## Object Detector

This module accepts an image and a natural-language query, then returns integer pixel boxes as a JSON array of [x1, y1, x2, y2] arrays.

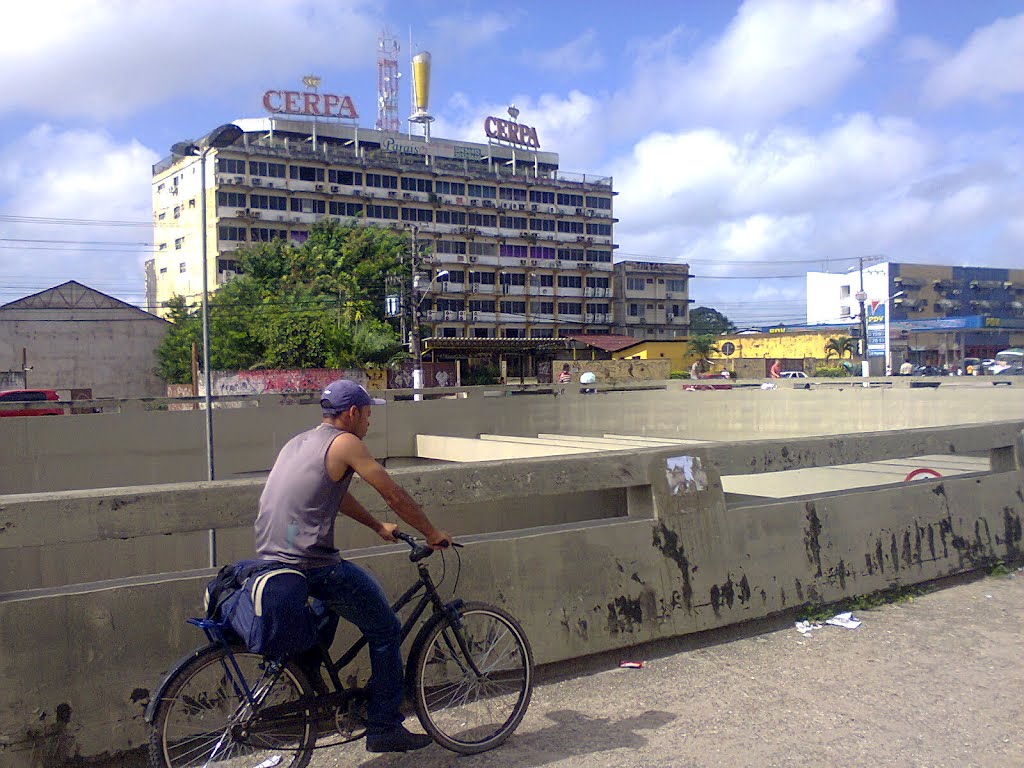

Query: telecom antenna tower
[[376, 27, 400, 133]]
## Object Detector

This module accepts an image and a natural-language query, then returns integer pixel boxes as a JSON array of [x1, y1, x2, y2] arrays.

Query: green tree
[[824, 336, 857, 360], [687, 334, 721, 374], [153, 221, 409, 382], [689, 306, 735, 334]]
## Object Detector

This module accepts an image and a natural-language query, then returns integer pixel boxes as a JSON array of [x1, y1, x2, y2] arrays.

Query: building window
[[401, 207, 433, 223], [558, 302, 582, 315], [251, 194, 287, 210], [366, 204, 398, 220], [159, 267, 167, 274], [557, 275, 582, 288], [436, 210, 466, 225], [436, 240, 466, 254], [500, 272, 526, 287], [500, 301, 526, 314], [587, 303, 609, 314], [174, 237, 184, 250], [499, 243, 528, 259], [468, 272, 496, 286], [499, 216, 528, 230], [537, 274, 554, 287], [626, 277, 645, 291], [467, 183, 496, 199], [629, 303, 640, 316], [586, 222, 612, 236], [840, 285, 851, 298], [557, 220, 585, 234], [529, 246, 556, 260], [289, 165, 325, 182], [328, 169, 362, 185], [401, 177, 433, 193], [469, 299, 495, 311], [217, 158, 246, 174], [537, 301, 554, 315], [468, 213, 497, 227], [173, 206, 181, 219], [217, 195, 246, 210], [499, 187, 527, 201], [250, 228, 288, 242], [218, 226, 246, 241], [435, 181, 465, 195], [291, 197, 326, 214], [469, 241, 496, 256], [557, 248, 584, 261], [666, 278, 687, 292], [179, 262, 186, 272], [585, 196, 612, 209], [556, 193, 583, 207], [473, 327, 490, 338], [532, 328, 554, 338], [158, 243, 167, 250], [590, 250, 612, 263], [586, 276, 609, 288], [158, 212, 166, 221], [529, 218, 555, 232], [366, 173, 398, 189], [529, 190, 555, 204]]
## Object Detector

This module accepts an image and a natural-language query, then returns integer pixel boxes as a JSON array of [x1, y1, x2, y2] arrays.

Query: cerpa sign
[[484, 116, 540, 149], [263, 90, 358, 120]]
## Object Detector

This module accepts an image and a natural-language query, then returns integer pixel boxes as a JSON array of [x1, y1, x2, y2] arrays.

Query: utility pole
[[409, 226, 424, 399], [855, 256, 869, 379]]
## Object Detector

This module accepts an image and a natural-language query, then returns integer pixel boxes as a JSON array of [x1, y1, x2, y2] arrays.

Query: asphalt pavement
[[307, 568, 1022, 768]]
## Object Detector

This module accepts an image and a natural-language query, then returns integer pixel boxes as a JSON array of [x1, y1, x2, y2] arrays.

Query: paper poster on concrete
[[666, 455, 706, 495]]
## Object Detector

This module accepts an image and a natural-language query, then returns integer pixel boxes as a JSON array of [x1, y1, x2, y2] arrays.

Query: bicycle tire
[[149, 644, 316, 768], [409, 601, 533, 754]]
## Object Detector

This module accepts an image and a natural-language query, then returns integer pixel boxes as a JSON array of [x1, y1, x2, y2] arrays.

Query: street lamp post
[[855, 256, 869, 379], [407, 224, 448, 401], [170, 123, 243, 567]]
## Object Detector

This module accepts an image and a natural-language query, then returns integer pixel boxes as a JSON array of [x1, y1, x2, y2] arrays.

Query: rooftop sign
[[484, 116, 540, 149], [263, 90, 358, 120]]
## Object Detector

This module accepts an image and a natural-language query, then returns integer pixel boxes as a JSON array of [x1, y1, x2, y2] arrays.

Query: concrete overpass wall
[[1, 381, 1022, 495], [1, 421, 1022, 766]]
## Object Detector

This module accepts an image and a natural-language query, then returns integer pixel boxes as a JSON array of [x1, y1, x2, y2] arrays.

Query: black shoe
[[365, 725, 433, 753]]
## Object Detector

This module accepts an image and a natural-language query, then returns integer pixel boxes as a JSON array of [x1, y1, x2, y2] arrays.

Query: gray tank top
[[255, 424, 355, 568]]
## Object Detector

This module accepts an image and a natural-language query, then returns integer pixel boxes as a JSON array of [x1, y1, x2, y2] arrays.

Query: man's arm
[[339, 493, 397, 541], [329, 433, 451, 547]]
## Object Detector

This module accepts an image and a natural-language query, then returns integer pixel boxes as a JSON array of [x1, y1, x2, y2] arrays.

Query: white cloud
[[0, 125, 159, 303], [529, 30, 605, 75], [429, 11, 516, 53], [923, 13, 1024, 106], [0, 0, 379, 119], [616, 0, 896, 129]]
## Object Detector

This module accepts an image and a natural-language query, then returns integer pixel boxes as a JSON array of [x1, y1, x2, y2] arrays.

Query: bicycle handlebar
[[393, 530, 461, 562]]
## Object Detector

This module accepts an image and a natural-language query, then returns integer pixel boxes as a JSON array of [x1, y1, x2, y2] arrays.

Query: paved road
[[308, 569, 1022, 768]]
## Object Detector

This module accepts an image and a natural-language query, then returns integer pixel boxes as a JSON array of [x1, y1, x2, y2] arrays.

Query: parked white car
[[780, 371, 808, 379]]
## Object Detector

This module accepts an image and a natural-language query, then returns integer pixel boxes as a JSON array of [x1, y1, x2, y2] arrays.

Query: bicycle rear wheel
[[149, 645, 315, 768], [410, 601, 533, 754]]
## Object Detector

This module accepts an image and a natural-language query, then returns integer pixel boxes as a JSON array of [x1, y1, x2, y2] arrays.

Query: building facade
[[1, 281, 170, 398], [148, 116, 617, 339], [611, 260, 691, 339], [807, 262, 1024, 372]]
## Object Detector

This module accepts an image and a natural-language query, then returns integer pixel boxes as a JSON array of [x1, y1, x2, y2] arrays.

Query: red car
[[0, 389, 63, 417]]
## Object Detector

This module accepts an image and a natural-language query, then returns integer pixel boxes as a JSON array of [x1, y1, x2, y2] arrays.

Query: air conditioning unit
[[456, 254, 466, 262], [224, 269, 237, 278], [483, 199, 494, 207], [666, 292, 673, 299], [575, 207, 582, 215], [517, 203, 526, 210], [169, 186, 178, 195], [457, 310, 467, 321], [585, 314, 595, 323], [235, 209, 246, 216], [276, 214, 286, 221], [235, 176, 244, 183], [500, 202, 510, 209], [266, 182, 275, 188], [576, 236, 585, 242], [520, 231, 530, 238], [469, 256, 478, 263], [330, 185, 339, 192], [471, 283, 481, 292], [443, 310, 453, 321], [530, 259, 538, 266], [455, 196, 465, 204], [587, 209, 594, 216], [388, 190, 398, 197], [585, 287, 595, 297], [292, 216, 301, 222], [471, 199, 480, 206], [252, 178, 262, 186], [549, 207, 556, 213], [251, 211, 262, 219], [353, 190, 362, 196], [471, 311, 480, 321], [403, 192, 412, 199], [519, 259, 527, 265], [530, 204, 538, 211]]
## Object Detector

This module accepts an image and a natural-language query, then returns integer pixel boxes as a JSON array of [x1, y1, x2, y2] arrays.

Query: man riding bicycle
[[254, 379, 453, 753]]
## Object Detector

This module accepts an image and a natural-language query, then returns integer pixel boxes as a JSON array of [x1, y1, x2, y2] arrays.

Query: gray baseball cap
[[320, 379, 385, 415]]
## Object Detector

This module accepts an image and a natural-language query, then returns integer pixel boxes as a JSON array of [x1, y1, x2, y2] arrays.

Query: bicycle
[[146, 532, 534, 767]]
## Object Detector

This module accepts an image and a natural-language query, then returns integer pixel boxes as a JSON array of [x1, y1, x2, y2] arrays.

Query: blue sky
[[1, 0, 1023, 326]]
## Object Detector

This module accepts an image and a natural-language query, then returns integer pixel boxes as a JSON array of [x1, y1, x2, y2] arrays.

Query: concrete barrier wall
[[1, 422, 1022, 766], [2, 382, 1023, 494]]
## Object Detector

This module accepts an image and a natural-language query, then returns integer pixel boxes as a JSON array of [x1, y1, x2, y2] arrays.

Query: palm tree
[[824, 336, 857, 360], [687, 334, 720, 374]]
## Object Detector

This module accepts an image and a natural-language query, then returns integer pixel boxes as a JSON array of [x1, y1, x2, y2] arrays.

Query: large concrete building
[[148, 108, 623, 340], [807, 262, 1024, 372], [0, 281, 169, 397], [611, 260, 691, 338]]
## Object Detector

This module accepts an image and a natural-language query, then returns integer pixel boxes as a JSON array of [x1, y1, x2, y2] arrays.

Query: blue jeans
[[305, 561, 403, 734]]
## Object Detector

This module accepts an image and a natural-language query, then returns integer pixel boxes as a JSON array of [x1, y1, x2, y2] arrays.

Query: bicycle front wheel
[[149, 645, 315, 768], [410, 601, 533, 754]]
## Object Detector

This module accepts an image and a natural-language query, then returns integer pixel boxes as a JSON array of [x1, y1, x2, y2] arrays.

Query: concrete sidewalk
[[311, 570, 1022, 768]]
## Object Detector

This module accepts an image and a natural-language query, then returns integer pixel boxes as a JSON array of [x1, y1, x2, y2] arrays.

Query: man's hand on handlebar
[[375, 521, 399, 542], [426, 529, 454, 550]]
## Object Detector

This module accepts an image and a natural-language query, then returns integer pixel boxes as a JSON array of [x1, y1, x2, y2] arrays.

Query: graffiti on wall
[[551, 359, 671, 384], [210, 369, 369, 396], [387, 362, 459, 389]]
